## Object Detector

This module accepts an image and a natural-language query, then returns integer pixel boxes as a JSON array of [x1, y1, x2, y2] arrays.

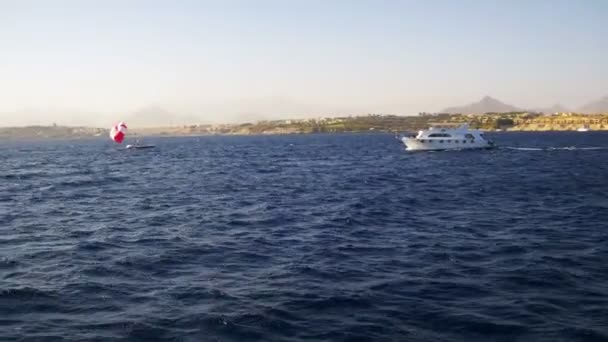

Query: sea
[[1, 132, 607, 342]]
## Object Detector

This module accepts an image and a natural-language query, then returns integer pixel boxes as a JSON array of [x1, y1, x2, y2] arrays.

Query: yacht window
[[428, 133, 452, 138], [463, 140, 467, 143], [455, 140, 459, 143], [439, 140, 444, 143], [420, 139, 425, 143], [465, 134, 474, 139]]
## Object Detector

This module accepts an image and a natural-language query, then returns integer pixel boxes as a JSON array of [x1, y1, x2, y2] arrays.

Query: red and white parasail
[[110, 122, 128, 143]]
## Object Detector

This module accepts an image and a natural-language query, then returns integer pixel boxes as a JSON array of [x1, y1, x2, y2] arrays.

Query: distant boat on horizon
[[577, 126, 590, 132]]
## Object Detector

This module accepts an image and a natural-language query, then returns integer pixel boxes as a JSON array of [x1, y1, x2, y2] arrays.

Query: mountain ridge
[[579, 95, 608, 114], [442, 96, 522, 114]]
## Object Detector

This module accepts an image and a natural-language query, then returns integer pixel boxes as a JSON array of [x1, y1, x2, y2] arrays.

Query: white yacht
[[401, 123, 495, 151], [576, 126, 590, 132]]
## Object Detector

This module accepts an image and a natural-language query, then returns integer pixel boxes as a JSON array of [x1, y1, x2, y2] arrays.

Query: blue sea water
[[1, 132, 608, 342]]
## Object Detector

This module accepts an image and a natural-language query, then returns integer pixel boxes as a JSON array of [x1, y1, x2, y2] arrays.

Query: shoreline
[[2, 112, 607, 139], [1, 128, 606, 141]]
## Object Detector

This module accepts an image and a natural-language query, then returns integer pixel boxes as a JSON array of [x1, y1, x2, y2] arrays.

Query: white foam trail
[[556, 147, 608, 150], [503, 146, 608, 151], [504, 147, 544, 151]]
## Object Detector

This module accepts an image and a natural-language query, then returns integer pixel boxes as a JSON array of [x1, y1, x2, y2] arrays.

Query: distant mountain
[[126, 106, 200, 127], [579, 95, 608, 114], [199, 96, 349, 123], [442, 96, 522, 114], [533, 104, 570, 114]]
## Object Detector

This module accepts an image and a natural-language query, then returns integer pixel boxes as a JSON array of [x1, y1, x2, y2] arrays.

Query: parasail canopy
[[110, 122, 128, 143]]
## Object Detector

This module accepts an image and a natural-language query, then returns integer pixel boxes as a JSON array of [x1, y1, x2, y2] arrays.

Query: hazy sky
[[1, 0, 607, 126]]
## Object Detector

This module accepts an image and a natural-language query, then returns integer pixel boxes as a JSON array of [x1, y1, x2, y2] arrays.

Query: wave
[[3, 134, 608, 342], [0, 287, 56, 300]]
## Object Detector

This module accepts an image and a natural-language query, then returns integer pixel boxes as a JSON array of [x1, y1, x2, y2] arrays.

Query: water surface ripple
[[1, 132, 608, 341]]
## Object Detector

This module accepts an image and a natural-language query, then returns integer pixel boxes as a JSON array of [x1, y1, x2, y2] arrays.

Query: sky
[[1, 0, 607, 126]]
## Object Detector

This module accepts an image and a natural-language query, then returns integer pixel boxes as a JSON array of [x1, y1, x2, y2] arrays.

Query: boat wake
[[503, 146, 608, 151]]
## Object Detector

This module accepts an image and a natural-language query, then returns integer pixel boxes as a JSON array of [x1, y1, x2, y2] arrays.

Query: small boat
[[401, 123, 495, 151], [576, 126, 590, 132], [126, 144, 155, 150], [126, 137, 155, 149], [110, 122, 156, 150]]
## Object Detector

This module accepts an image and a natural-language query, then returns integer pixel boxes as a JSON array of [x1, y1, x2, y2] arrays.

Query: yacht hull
[[402, 138, 494, 151]]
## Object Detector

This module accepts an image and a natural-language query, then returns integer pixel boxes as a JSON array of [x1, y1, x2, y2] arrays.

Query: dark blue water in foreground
[[1, 132, 608, 342]]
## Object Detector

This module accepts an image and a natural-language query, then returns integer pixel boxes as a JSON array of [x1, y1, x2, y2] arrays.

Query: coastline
[[1, 128, 606, 141], [2, 113, 607, 140]]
